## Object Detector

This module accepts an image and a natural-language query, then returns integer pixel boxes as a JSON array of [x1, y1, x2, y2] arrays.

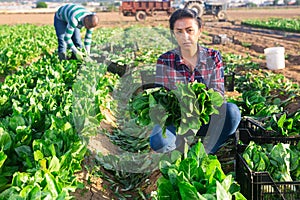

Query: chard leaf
[[157, 177, 178, 199], [286, 118, 293, 130], [202, 193, 216, 200], [233, 192, 247, 200], [167, 168, 178, 186], [178, 181, 203, 200], [0, 187, 21, 200], [170, 150, 182, 164], [8, 115, 25, 131], [19, 185, 34, 198], [177, 171, 190, 183], [48, 156, 60, 172], [0, 151, 7, 169], [45, 172, 59, 197], [206, 184, 217, 195], [33, 150, 44, 161], [149, 103, 168, 126], [27, 186, 42, 200], [216, 181, 231, 200], [229, 182, 241, 195], [0, 175, 8, 188], [14, 145, 33, 168], [149, 94, 157, 108], [12, 172, 30, 188], [0, 127, 12, 151], [221, 174, 233, 191], [289, 148, 299, 171], [192, 181, 207, 194], [207, 89, 223, 107], [179, 158, 198, 181], [277, 113, 286, 128], [34, 170, 44, 184], [187, 140, 207, 164], [159, 160, 172, 177], [200, 113, 210, 125], [200, 156, 225, 182], [197, 93, 206, 103], [71, 141, 87, 160]]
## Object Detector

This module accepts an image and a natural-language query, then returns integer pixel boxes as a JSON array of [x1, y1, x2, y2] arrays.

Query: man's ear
[[82, 16, 87, 26], [197, 27, 203, 39], [199, 26, 204, 32]]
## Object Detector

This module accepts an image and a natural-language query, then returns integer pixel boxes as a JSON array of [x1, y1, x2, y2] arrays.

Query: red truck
[[119, 0, 174, 21]]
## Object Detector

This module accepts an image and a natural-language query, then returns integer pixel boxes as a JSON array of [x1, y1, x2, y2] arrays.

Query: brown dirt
[[1, 8, 299, 199], [1, 8, 298, 83]]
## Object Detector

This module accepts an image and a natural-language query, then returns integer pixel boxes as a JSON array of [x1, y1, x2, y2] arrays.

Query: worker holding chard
[[149, 9, 241, 154]]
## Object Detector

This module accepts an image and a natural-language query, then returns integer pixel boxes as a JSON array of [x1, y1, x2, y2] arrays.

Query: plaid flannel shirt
[[155, 45, 225, 96]]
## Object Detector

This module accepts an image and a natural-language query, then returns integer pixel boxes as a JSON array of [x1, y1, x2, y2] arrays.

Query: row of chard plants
[[241, 17, 300, 33], [0, 24, 118, 199], [0, 20, 299, 199], [0, 24, 56, 74]]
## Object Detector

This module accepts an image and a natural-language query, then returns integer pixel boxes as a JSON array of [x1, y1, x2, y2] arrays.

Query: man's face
[[173, 18, 201, 51]]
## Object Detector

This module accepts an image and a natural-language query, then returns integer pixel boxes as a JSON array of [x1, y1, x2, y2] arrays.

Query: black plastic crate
[[224, 72, 235, 92], [107, 62, 128, 77], [236, 153, 300, 200], [237, 118, 300, 146]]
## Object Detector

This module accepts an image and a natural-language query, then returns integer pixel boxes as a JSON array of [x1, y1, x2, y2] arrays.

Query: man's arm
[[211, 50, 225, 96], [64, 23, 78, 54], [84, 28, 93, 55]]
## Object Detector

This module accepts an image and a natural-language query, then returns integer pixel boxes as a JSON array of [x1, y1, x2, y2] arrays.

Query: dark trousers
[[54, 14, 82, 54], [149, 102, 241, 154]]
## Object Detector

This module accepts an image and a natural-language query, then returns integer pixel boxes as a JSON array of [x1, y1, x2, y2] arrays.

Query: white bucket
[[264, 47, 285, 70]]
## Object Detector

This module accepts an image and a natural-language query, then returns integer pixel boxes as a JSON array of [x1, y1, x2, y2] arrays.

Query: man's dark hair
[[169, 9, 202, 31], [85, 14, 99, 28]]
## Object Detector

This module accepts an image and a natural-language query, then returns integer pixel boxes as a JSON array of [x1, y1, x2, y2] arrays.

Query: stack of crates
[[235, 118, 300, 200]]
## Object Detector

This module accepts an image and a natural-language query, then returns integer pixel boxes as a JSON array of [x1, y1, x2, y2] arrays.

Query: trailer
[[120, 0, 228, 21], [119, 0, 174, 21]]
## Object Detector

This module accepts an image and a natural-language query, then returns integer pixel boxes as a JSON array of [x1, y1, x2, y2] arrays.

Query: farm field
[[0, 7, 300, 200], [0, 8, 299, 84]]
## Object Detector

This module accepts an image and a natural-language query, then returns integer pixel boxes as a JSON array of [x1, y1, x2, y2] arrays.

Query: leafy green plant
[[0, 52, 116, 199], [264, 111, 300, 136], [129, 82, 224, 136], [242, 17, 300, 33], [241, 42, 252, 48], [230, 70, 300, 119], [222, 53, 259, 74], [242, 141, 300, 181], [153, 141, 246, 199], [36, 1, 47, 8], [0, 24, 56, 75]]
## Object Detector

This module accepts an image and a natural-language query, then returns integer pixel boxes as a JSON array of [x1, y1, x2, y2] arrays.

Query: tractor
[[173, 0, 228, 21]]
